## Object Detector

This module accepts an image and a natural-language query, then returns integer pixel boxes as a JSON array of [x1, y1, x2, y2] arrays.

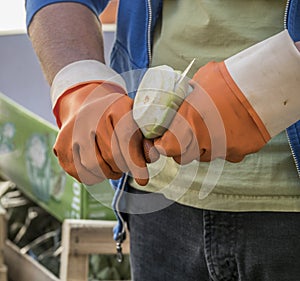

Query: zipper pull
[[116, 241, 123, 263]]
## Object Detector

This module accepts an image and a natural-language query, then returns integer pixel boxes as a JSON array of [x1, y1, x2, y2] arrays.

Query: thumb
[[143, 139, 160, 163], [131, 139, 160, 186]]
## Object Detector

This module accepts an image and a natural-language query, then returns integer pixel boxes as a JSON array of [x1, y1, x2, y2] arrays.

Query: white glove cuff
[[225, 30, 300, 137], [50, 60, 127, 109]]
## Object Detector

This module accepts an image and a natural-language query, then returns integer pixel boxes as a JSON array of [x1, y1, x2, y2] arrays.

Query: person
[[25, 0, 300, 280]]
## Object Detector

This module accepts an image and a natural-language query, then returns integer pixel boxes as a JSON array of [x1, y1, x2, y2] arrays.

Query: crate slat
[[4, 240, 59, 281], [60, 219, 130, 281]]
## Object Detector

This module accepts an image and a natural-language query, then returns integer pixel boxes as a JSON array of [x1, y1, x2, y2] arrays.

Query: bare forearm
[[28, 2, 105, 85]]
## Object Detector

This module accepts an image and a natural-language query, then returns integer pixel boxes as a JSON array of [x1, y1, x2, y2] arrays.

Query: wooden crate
[[4, 240, 59, 281], [4, 219, 130, 281], [0, 205, 7, 281], [0, 267, 7, 281], [60, 219, 130, 281]]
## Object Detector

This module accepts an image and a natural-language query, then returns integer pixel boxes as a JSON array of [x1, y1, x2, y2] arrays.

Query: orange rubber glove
[[152, 31, 300, 164], [154, 61, 271, 164], [53, 81, 151, 186]]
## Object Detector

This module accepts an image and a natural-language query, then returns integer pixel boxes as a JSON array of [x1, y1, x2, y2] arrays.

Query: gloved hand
[[154, 61, 269, 164], [152, 30, 300, 164], [53, 81, 151, 186]]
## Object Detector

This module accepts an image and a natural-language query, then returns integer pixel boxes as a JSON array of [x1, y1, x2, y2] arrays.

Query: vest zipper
[[284, 0, 291, 29], [283, 0, 300, 177], [286, 130, 300, 176], [113, 172, 128, 262], [146, 0, 152, 64]]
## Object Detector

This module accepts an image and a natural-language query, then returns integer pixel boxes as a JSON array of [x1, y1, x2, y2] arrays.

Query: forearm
[[28, 2, 105, 85]]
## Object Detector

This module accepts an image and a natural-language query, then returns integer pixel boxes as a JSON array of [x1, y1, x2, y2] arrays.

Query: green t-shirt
[[129, 0, 300, 212]]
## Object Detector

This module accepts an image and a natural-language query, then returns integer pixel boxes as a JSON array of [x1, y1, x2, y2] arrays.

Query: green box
[[0, 92, 116, 221]]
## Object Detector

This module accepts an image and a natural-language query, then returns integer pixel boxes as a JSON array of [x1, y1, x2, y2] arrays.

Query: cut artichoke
[[133, 65, 192, 139]]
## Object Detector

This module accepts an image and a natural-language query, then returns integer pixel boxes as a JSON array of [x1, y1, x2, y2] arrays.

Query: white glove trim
[[50, 60, 127, 109], [225, 30, 300, 137]]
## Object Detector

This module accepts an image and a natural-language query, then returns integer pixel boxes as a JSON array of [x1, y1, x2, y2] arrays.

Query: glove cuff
[[192, 61, 270, 162], [50, 60, 127, 110], [225, 30, 300, 137], [218, 62, 271, 143]]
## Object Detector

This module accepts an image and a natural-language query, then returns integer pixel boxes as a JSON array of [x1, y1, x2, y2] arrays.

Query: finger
[[143, 139, 160, 163], [95, 119, 129, 175], [172, 135, 200, 165], [154, 131, 179, 156], [114, 115, 150, 186], [158, 111, 193, 157], [77, 132, 120, 178], [127, 130, 150, 186], [134, 176, 149, 186], [94, 142, 124, 179], [79, 92, 128, 175], [103, 97, 150, 186], [68, 107, 124, 180], [225, 151, 245, 163], [53, 140, 106, 186]]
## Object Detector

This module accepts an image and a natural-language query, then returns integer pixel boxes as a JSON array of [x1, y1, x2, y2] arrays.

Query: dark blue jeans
[[126, 187, 300, 281]]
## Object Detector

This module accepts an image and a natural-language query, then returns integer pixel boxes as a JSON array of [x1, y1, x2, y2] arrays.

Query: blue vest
[[285, 0, 300, 176]]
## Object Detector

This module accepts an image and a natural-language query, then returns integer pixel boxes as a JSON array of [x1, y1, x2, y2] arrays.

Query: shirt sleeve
[[25, 0, 110, 28]]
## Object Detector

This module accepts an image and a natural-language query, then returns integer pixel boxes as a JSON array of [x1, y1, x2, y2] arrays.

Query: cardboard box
[[0, 92, 116, 222]]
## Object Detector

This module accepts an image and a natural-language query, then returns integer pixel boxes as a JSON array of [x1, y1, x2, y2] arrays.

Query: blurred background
[[0, 0, 26, 33], [0, 0, 117, 125]]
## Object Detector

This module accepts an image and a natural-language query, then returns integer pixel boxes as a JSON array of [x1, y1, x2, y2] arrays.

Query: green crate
[[0, 92, 116, 222]]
